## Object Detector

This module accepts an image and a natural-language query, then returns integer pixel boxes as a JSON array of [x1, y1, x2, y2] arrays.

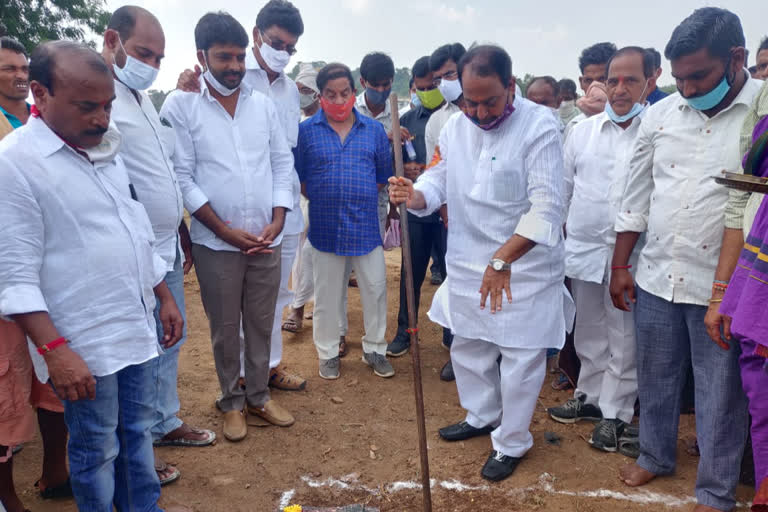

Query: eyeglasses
[[432, 70, 458, 87], [261, 31, 297, 56]]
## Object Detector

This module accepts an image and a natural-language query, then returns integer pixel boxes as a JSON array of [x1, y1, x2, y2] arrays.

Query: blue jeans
[[634, 287, 748, 511], [150, 255, 186, 440], [64, 360, 161, 512]]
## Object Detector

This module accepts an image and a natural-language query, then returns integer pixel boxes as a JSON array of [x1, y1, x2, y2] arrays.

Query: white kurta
[[411, 96, 573, 349]]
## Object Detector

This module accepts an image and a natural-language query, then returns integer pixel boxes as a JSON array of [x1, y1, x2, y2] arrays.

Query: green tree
[[0, 0, 111, 53], [659, 84, 677, 95], [148, 89, 170, 113]]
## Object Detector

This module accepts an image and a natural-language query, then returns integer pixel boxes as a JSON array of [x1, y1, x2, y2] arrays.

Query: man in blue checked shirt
[[295, 62, 394, 381]]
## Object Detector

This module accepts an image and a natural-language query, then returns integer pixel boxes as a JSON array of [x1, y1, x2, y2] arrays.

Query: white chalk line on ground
[[278, 472, 751, 509]]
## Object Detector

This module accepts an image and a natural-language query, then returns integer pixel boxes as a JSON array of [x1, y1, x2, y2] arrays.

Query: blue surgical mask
[[605, 80, 648, 123], [411, 92, 421, 108], [683, 63, 733, 111], [112, 36, 158, 91], [366, 87, 391, 106]]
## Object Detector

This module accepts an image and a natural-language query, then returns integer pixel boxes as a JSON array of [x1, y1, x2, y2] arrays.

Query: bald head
[[30, 41, 115, 149], [104, 5, 165, 76]]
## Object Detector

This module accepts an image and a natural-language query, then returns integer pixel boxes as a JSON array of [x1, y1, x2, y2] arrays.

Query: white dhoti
[[571, 278, 637, 423], [452, 335, 546, 457]]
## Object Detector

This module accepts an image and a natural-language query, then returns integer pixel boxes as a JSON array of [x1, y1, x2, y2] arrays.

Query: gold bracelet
[[708, 298, 723, 304]]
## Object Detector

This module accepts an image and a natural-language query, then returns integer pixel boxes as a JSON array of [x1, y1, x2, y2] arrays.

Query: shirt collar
[[677, 72, 759, 114], [27, 115, 68, 158], [0, 102, 30, 118], [597, 104, 647, 130]]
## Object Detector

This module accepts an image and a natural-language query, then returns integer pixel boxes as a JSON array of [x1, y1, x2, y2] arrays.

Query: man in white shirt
[[100, 7, 215, 481], [177, 0, 308, 392], [548, 47, 656, 453], [390, 45, 571, 482], [161, 12, 295, 442], [610, 8, 762, 511], [563, 42, 616, 139], [0, 41, 188, 512]]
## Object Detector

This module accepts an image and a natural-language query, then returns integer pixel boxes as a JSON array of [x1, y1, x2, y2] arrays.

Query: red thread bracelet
[[612, 265, 632, 270], [37, 337, 68, 355], [406, 327, 419, 334]]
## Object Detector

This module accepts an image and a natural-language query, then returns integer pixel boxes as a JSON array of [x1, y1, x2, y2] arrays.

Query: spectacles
[[261, 31, 297, 56], [432, 70, 458, 87]]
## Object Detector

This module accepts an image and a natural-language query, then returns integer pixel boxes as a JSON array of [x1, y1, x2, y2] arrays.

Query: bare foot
[[619, 463, 656, 487], [282, 307, 303, 332]]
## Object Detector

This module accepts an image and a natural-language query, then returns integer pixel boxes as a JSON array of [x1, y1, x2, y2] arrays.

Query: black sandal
[[35, 477, 73, 499]]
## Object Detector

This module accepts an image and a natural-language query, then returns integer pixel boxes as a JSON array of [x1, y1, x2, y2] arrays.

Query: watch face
[[493, 261, 503, 271]]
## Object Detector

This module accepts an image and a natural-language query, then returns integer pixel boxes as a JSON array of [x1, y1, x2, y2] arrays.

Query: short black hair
[[458, 45, 512, 87], [664, 7, 745, 62], [194, 11, 249, 52], [759, 37, 768, 55], [430, 43, 466, 72], [749, 65, 758, 73], [558, 78, 577, 96], [527, 76, 559, 98], [317, 62, 354, 93], [108, 5, 148, 42], [579, 42, 617, 74], [645, 47, 662, 69], [607, 46, 656, 79], [256, 0, 304, 37], [360, 52, 394, 83], [30, 41, 109, 94], [412, 56, 431, 79], [0, 36, 27, 58]]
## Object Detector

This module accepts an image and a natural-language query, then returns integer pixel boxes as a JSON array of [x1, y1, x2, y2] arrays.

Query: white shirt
[[112, 81, 183, 271], [410, 97, 573, 348], [244, 49, 303, 235], [564, 111, 644, 283], [160, 77, 294, 252], [615, 77, 763, 306], [0, 117, 164, 378], [425, 101, 462, 163], [356, 91, 392, 132], [563, 112, 587, 141]]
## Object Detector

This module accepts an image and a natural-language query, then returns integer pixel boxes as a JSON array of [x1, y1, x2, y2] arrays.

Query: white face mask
[[112, 36, 158, 91], [84, 124, 122, 163], [437, 77, 462, 103], [258, 31, 291, 74], [299, 92, 317, 109], [202, 53, 239, 97], [559, 100, 576, 116]]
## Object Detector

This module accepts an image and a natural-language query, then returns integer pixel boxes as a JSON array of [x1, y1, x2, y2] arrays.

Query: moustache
[[83, 127, 108, 137]]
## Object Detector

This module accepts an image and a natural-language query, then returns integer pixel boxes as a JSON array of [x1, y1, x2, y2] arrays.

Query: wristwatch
[[489, 258, 511, 271]]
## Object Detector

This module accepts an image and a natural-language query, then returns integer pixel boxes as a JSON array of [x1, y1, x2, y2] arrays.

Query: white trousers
[[312, 246, 387, 360], [291, 233, 314, 309], [571, 278, 638, 423], [451, 335, 546, 458], [239, 233, 300, 375]]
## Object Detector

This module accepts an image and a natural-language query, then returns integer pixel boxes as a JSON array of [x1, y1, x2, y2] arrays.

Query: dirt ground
[[12, 249, 755, 512]]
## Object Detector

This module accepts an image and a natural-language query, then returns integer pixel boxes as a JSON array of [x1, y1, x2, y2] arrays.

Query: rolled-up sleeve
[[267, 100, 294, 210], [615, 116, 655, 234], [515, 120, 564, 247], [160, 93, 208, 214], [724, 100, 760, 230], [0, 156, 49, 316]]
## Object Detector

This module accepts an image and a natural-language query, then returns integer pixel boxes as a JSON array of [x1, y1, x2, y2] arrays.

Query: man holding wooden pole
[[389, 44, 572, 482]]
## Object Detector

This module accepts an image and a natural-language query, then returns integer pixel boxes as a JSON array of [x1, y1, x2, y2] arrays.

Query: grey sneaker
[[362, 351, 395, 378], [547, 396, 603, 424], [589, 418, 626, 452], [319, 357, 340, 380]]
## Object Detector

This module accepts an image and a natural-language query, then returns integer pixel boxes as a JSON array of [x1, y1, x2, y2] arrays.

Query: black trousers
[[430, 223, 448, 276], [395, 216, 452, 346]]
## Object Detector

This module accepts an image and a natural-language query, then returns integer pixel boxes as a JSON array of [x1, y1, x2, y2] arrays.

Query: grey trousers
[[192, 243, 281, 412]]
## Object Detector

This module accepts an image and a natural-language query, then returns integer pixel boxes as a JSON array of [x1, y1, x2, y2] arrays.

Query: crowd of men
[[1, 1, 768, 511]]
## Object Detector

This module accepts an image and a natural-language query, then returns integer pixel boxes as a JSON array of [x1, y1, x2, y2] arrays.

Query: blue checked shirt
[[296, 108, 393, 256]]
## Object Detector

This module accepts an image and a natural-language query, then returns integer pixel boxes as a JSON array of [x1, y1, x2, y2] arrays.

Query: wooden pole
[[389, 93, 432, 511]]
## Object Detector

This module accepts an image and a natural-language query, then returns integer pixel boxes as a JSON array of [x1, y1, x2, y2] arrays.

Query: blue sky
[[104, 0, 767, 92]]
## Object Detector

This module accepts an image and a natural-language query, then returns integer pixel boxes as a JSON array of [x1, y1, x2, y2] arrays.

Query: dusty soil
[[12, 249, 754, 512]]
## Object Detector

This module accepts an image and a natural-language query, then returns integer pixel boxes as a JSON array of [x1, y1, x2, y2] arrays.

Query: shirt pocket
[[489, 158, 526, 203]]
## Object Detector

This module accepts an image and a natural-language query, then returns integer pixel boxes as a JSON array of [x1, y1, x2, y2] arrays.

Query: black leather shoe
[[481, 450, 522, 481], [438, 421, 493, 441], [440, 360, 455, 381]]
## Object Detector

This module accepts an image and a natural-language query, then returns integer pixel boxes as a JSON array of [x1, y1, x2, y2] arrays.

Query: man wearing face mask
[[296, 62, 319, 118], [609, 8, 762, 511], [424, 43, 466, 163], [177, 0, 308, 393], [161, 11, 295, 442], [389, 45, 572, 482], [557, 78, 580, 125], [0, 41, 188, 512], [101, 6, 216, 485], [295, 63, 393, 381], [548, 47, 656, 455]]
